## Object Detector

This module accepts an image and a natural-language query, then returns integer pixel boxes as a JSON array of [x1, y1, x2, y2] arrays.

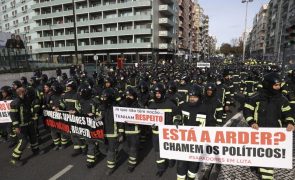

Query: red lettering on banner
[[215, 131, 225, 143], [226, 131, 236, 143], [163, 128, 169, 140], [260, 132, 272, 145], [251, 132, 259, 145], [200, 130, 211, 143], [90, 130, 104, 139], [0, 103, 6, 110], [134, 114, 163, 122], [170, 129, 178, 140]]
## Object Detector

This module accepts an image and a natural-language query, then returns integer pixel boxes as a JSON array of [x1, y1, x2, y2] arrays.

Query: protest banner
[[113, 106, 165, 126], [196, 62, 210, 68], [159, 125, 293, 169], [43, 110, 104, 140], [0, 100, 12, 123]]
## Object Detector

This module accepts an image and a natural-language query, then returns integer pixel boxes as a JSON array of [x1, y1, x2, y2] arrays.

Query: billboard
[[0, 32, 25, 49]]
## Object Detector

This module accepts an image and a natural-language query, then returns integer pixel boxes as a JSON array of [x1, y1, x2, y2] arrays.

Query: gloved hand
[[174, 120, 182, 129], [117, 132, 124, 143]]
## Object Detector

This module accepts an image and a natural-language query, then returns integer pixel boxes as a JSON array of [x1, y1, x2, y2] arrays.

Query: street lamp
[[242, 0, 253, 62]]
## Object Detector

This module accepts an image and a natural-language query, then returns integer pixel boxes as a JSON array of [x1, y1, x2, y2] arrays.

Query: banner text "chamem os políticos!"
[[159, 125, 293, 169]]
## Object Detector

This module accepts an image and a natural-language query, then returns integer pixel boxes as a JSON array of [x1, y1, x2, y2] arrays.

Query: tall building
[[0, 0, 38, 53], [265, 0, 295, 61], [249, 4, 268, 59], [32, 0, 178, 63]]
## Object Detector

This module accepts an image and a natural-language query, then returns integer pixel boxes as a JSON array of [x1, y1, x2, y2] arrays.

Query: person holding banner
[[149, 83, 181, 177], [9, 87, 44, 166], [244, 72, 295, 180], [176, 85, 210, 180], [46, 82, 69, 150], [0, 86, 16, 147], [79, 84, 100, 168], [99, 88, 119, 175], [118, 87, 142, 173], [60, 79, 87, 157]]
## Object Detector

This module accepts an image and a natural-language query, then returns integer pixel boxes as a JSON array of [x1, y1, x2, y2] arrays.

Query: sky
[[198, 0, 270, 47]]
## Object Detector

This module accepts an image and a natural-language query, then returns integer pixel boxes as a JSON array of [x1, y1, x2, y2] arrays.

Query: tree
[[220, 43, 232, 57]]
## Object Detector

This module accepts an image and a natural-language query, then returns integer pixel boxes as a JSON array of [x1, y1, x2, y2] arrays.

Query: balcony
[[35, 46, 75, 53], [76, 0, 151, 14], [159, 43, 173, 49], [159, 5, 174, 16], [78, 43, 152, 51], [159, 18, 174, 27], [76, 15, 152, 26], [159, 30, 173, 37]]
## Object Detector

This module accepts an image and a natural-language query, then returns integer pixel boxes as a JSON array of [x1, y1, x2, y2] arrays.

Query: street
[[1, 105, 293, 180]]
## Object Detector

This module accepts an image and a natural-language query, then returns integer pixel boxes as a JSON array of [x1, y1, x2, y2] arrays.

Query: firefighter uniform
[[60, 79, 86, 156], [149, 83, 181, 177], [177, 85, 209, 180], [99, 88, 119, 175], [244, 72, 295, 180], [79, 85, 100, 168], [47, 82, 69, 149], [119, 87, 142, 172], [9, 88, 42, 166]]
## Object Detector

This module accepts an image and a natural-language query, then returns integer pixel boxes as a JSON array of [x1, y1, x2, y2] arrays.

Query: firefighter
[[9, 87, 44, 166], [119, 87, 141, 173], [244, 72, 295, 180], [215, 75, 231, 124], [203, 83, 223, 126], [0, 86, 16, 146], [98, 88, 119, 175], [60, 79, 87, 156], [78, 84, 100, 168], [282, 70, 295, 110], [177, 75, 191, 105], [148, 83, 181, 177], [48, 82, 69, 150], [166, 81, 182, 107], [176, 85, 209, 180]]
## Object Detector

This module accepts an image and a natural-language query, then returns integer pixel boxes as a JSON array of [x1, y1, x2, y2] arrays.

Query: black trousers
[[123, 134, 139, 168], [152, 133, 166, 171], [177, 160, 200, 180], [11, 123, 39, 160]]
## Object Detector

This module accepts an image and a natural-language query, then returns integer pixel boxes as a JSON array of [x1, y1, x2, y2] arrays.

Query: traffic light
[[286, 25, 295, 46]]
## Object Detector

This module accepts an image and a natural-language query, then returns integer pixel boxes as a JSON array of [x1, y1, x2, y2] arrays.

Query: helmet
[[62, 73, 68, 80], [101, 88, 115, 105], [125, 87, 137, 99], [138, 81, 149, 93], [153, 83, 166, 101], [66, 79, 77, 90], [30, 76, 40, 86], [188, 85, 203, 97], [48, 77, 58, 85], [41, 74, 48, 84], [1, 86, 13, 97], [262, 72, 281, 94], [20, 76, 28, 85], [205, 83, 217, 95], [79, 84, 92, 99], [167, 81, 178, 94], [51, 82, 63, 95], [12, 80, 22, 89]]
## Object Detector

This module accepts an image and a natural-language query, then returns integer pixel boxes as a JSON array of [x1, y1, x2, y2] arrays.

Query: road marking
[[49, 165, 74, 180]]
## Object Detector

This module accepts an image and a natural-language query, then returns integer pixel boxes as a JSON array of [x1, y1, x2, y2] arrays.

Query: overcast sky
[[198, 0, 270, 46]]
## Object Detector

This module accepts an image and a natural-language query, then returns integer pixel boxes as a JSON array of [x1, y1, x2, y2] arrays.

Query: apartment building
[[249, 4, 268, 58], [0, 0, 38, 54], [31, 0, 178, 63]]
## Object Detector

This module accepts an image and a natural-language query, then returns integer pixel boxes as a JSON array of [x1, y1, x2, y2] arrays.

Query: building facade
[[31, 0, 179, 64], [249, 4, 268, 59], [0, 0, 38, 53]]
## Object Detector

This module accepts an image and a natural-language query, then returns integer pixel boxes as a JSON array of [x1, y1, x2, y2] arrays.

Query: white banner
[[197, 62, 210, 68], [0, 100, 12, 123], [113, 106, 165, 126], [159, 125, 293, 169]]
